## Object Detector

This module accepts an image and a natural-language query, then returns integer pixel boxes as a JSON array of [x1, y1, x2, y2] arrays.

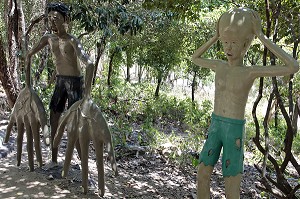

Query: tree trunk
[[252, 1, 300, 197], [107, 49, 117, 87], [93, 37, 106, 85], [154, 75, 162, 97], [0, 36, 17, 108], [191, 70, 197, 102], [3, 0, 25, 107], [138, 65, 143, 83], [7, 0, 19, 92], [126, 49, 132, 82]]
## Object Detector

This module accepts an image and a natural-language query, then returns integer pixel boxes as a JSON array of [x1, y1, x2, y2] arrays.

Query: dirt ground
[[0, 109, 265, 199]]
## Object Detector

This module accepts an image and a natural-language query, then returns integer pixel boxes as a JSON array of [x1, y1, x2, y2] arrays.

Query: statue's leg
[[16, 118, 24, 167], [50, 110, 61, 163], [24, 117, 34, 171], [224, 174, 242, 199], [197, 163, 214, 199], [222, 123, 244, 199]]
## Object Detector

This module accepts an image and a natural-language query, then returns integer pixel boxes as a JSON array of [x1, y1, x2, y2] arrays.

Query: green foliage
[[292, 132, 300, 157], [182, 6, 226, 94], [91, 77, 211, 158], [135, 11, 186, 96], [142, 94, 211, 132], [69, 1, 143, 36], [34, 83, 54, 114], [142, 0, 228, 20], [294, 133, 300, 156], [245, 110, 300, 164]]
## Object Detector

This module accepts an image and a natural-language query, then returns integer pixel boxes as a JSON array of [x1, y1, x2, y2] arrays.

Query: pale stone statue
[[53, 97, 118, 196], [25, 2, 94, 163], [4, 87, 50, 171], [192, 8, 299, 198]]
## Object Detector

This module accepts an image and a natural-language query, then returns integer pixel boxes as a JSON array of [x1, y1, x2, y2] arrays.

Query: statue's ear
[[64, 15, 70, 24], [243, 38, 252, 51], [241, 38, 251, 56], [243, 38, 249, 48], [63, 17, 70, 31]]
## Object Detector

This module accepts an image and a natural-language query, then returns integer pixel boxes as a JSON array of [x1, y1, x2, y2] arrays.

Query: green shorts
[[199, 113, 246, 177]]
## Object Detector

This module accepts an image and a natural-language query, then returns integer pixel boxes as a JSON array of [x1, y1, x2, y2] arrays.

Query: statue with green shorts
[[192, 8, 299, 199]]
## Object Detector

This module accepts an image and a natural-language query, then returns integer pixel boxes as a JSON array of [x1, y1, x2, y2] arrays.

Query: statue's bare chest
[[215, 67, 253, 94], [49, 38, 74, 58]]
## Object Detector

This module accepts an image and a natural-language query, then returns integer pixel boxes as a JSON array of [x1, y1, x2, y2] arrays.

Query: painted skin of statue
[[192, 8, 299, 199]]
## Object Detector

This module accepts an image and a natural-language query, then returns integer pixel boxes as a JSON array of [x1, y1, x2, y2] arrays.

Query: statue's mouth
[[50, 23, 57, 31]]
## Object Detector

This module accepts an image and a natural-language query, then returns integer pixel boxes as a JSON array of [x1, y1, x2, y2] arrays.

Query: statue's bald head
[[219, 8, 258, 50]]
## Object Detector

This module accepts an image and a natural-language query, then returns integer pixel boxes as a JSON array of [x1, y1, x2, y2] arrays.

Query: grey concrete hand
[[53, 98, 118, 196], [5, 87, 50, 171]]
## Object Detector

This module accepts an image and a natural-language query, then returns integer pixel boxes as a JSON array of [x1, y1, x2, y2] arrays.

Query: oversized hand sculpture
[[5, 87, 50, 171], [53, 97, 118, 196]]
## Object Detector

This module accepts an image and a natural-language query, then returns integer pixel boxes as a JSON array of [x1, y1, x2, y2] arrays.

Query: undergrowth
[[91, 78, 212, 166]]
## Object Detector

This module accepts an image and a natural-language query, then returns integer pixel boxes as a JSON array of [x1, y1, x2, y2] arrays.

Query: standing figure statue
[[192, 8, 299, 199], [26, 2, 94, 163]]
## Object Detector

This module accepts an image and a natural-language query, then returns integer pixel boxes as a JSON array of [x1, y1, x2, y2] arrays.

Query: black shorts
[[49, 75, 83, 113]]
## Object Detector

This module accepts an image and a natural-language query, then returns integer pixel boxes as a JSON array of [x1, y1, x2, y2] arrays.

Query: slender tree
[[2, 0, 26, 107], [251, 0, 300, 197]]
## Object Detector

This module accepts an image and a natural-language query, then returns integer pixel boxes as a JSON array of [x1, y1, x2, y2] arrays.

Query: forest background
[[0, 0, 300, 198]]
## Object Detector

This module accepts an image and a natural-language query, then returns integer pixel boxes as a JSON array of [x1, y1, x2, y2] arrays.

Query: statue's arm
[[256, 34, 298, 73], [71, 36, 94, 97], [249, 11, 299, 77], [25, 35, 49, 86], [192, 32, 221, 70]]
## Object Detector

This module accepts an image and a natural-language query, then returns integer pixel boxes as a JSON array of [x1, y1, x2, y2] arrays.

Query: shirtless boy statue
[[192, 8, 299, 198], [26, 2, 94, 163]]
